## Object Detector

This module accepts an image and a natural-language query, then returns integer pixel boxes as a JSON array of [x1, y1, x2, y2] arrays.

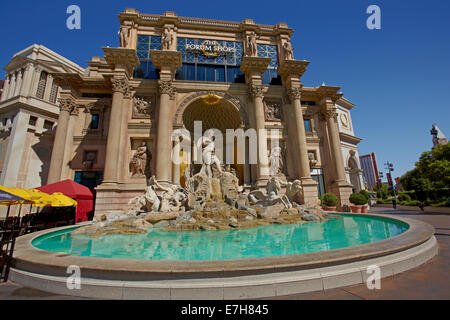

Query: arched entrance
[[173, 93, 248, 186]]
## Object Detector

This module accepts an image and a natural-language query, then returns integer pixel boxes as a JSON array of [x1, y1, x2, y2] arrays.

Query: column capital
[[158, 80, 176, 99], [58, 97, 76, 113], [111, 76, 130, 96], [247, 83, 266, 100], [285, 86, 302, 103], [320, 107, 338, 121]]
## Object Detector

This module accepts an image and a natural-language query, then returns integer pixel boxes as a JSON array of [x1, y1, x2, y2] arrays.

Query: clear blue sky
[[1, 0, 449, 178]]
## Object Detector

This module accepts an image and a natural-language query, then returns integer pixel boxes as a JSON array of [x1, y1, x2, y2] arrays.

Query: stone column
[[155, 80, 176, 183], [102, 76, 129, 185], [47, 97, 74, 183], [8, 72, 16, 99], [278, 59, 318, 205], [14, 69, 23, 97], [60, 106, 79, 180], [20, 64, 35, 97], [240, 56, 271, 187], [150, 50, 182, 184], [1, 74, 10, 101], [287, 87, 318, 204], [118, 93, 132, 183], [248, 83, 270, 185], [0, 111, 30, 187], [319, 94, 353, 209]]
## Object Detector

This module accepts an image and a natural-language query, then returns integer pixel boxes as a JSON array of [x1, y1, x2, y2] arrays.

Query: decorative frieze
[[158, 80, 176, 99], [264, 99, 282, 121], [132, 95, 155, 119]]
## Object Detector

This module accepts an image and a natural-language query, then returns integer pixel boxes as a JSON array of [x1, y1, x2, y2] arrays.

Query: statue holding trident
[[200, 136, 222, 178]]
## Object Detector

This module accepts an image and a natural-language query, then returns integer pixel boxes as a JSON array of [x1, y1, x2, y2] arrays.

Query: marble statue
[[269, 146, 283, 176], [130, 141, 151, 176], [118, 25, 130, 48], [283, 40, 294, 60], [281, 179, 303, 204], [162, 27, 174, 50], [149, 176, 186, 212], [247, 32, 258, 57], [199, 137, 222, 178]]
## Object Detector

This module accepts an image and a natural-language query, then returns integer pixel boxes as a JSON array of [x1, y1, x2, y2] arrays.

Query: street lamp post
[[385, 161, 397, 210]]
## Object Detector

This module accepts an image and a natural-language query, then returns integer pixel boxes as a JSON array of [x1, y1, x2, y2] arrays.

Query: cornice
[[149, 50, 182, 69], [239, 56, 271, 75], [339, 132, 362, 145], [277, 59, 310, 79]]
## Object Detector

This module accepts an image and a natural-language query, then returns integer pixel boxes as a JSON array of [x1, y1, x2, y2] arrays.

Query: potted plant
[[349, 193, 367, 213], [359, 190, 370, 213], [321, 192, 339, 211]]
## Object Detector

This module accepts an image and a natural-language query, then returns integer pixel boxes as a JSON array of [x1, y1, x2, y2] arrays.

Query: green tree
[[400, 143, 450, 201]]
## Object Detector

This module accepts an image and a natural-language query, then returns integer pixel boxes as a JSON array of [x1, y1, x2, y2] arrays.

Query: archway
[[174, 94, 247, 186]]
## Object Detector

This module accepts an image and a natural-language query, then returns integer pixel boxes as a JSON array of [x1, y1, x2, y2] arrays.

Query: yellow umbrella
[[0, 186, 39, 204], [49, 192, 77, 207], [27, 189, 56, 207]]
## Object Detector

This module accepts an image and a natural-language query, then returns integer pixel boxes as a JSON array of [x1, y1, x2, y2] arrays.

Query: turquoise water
[[31, 214, 409, 261]]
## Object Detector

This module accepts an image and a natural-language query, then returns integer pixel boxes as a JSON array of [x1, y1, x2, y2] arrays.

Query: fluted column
[[155, 80, 176, 183], [14, 69, 23, 97], [1, 74, 10, 101], [102, 76, 129, 185], [47, 97, 75, 183], [287, 87, 313, 180], [248, 83, 270, 184], [8, 72, 16, 99], [322, 102, 347, 183], [319, 93, 353, 209]]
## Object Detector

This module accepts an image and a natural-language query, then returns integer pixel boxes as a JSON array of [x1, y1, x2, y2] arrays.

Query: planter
[[350, 205, 362, 213], [361, 205, 369, 213], [322, 206, 337, 211]]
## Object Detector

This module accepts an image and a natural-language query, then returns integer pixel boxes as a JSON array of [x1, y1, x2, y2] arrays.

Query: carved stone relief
[[132, 95, 155, 119]]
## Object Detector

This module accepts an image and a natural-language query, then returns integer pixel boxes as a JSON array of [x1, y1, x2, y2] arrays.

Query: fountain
[[9, 138, 438, 299]]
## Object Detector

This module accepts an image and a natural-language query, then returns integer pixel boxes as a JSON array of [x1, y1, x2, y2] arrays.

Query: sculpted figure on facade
[[282, 40, 294, 60], [132, 96, 153, 118], [246, 32, 258, 57], [199, 137, 222, 178], [162, 27, 174, 50], [269, 146, 284, 176], [264, 100, 282, 121], [130, 141, 151, 177], [118, 25, 130, 48]]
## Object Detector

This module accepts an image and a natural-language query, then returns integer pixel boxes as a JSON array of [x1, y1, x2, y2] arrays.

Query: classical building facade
[[5, 9, 364, 214], [0, 44, 84, 190]]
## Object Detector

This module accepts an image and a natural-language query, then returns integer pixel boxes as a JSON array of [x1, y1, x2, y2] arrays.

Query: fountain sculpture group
[[73, 137, 330, 237]]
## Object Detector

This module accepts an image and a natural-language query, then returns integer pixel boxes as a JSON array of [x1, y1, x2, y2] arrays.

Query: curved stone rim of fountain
[[10, 213, 438, 299]]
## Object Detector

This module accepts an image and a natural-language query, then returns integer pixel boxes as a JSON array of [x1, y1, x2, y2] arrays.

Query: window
[[49, 80, 58, 103], [304, 119, 312, 132], [311, 168, 325, 196], [43, 120, 54, 130], [90, 114, 99, 129], [36, 71, 48, 99], [29, 116, 37, 126]]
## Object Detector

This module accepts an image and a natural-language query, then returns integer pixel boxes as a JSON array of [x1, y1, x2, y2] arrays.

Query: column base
[[301, 178, 319, 206], [329, 180, 354, 211]]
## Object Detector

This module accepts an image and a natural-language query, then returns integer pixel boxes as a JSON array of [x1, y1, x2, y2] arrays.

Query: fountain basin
[[10, 213, 437, 299]]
